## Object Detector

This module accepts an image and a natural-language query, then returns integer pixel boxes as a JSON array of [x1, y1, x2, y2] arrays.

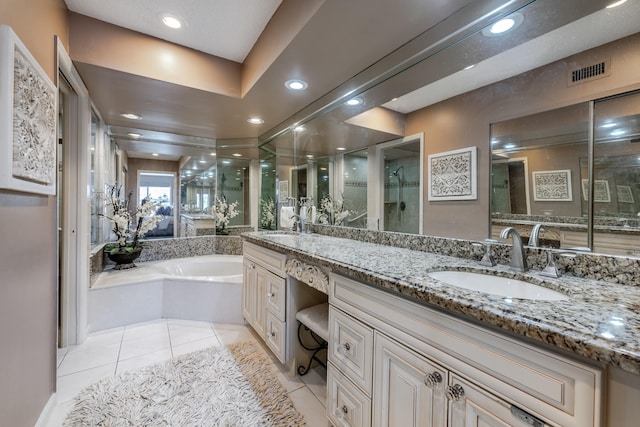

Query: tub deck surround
[[242, 231, 640, 375]]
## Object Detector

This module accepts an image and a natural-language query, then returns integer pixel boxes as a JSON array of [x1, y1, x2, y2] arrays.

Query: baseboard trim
[[34, 393, 57, 427]]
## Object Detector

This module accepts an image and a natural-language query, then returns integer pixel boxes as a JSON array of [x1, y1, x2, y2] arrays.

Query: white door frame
[[56, 37, 91, 346]]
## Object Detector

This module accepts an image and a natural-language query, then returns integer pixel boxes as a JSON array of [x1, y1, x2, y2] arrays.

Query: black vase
[[107, 247, 143, 269]]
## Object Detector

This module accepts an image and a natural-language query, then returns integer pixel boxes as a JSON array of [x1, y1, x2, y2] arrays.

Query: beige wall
[[0, 0, 68, 425], [406, 32, 640, 240]]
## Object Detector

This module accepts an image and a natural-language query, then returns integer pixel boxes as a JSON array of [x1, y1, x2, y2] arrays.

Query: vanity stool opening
[[296, 302, 329, 376]]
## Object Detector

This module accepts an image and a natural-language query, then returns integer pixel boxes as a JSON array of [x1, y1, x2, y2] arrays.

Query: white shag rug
[[63, 341, 306, 426]]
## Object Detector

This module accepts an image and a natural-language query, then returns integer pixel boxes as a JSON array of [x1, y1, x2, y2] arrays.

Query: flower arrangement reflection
[[259, 197, 276, 230], [100, 184, 163, 254], [213, 196, 240, 233], [318, 194, 350, 226]]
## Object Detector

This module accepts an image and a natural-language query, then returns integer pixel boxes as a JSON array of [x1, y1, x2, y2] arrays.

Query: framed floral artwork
[[0, 25, 57, 195], [428, 146, 477, 201], [532, 169, 572, 201], [581, 179, 611, 203], [616, 185, 634, 203]]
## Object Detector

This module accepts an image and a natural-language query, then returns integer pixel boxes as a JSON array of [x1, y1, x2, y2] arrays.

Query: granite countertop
[[492, 218, 640, 235], [243, 231, 640, 375]]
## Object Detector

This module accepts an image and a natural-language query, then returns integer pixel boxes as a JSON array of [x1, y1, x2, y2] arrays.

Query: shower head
[[392, 165, 404, 177]]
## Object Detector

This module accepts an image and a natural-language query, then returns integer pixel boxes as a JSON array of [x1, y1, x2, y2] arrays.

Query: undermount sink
[[428, 270, 569, 301]]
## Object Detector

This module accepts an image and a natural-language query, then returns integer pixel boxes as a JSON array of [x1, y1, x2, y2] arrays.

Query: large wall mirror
[[490, 90, 640, 256], [258, 0, 640, 258]]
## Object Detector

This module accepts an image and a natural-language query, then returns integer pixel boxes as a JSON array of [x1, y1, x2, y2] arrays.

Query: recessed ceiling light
[[606, 0, 627, 8], [261, 164, 269, 168], [600, 122, 617, 128], [336, 147, 346, 151], [152, 153, 159, 157], [232, 153, 242, 157], [482, 13, 524, 37], [294, 126, 305, 132], [504, 143, 517, 149], [610, 129, 626, 136], [161, 14, 183, 29], [463, 64, 475, 71], [306, 154, 314, 159], [346, 98, 362, 106], [128, 132, 141, 138], [210, 152, 216, 156], [199, 160, 207, 164], [120, 113, 141, 120], [247, 117, 264, 125], [285, 80, 308, 90], [222, 160, 231, 165]]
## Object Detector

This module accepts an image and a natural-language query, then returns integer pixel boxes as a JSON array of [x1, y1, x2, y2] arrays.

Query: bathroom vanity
[[242, 230, 640, 427]]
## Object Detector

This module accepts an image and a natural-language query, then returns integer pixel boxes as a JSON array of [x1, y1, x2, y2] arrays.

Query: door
[[242, 258, 256, 324], [373, 333, 447, 427]]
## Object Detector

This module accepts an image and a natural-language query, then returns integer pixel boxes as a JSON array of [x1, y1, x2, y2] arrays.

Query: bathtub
[[89, 255, 244, 332]]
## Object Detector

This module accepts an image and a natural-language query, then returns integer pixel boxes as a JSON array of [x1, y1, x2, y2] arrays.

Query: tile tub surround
[[90, 235, 243, 286], [242, 231, 640, 375]]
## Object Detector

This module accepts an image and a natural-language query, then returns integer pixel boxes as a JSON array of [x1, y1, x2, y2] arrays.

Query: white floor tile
[[57, 341, 121, 377], [288, 386, 328, 427], [118, 333, 171, 360], [56, 363, 116, 404], [56, 348, 68, 369], [172, 336, 221, 358], [215, 326, 255, 346], [211, 322, 250, 336], [301, 365, 327, 407], [115, 348, 172, 375], [43, 399, 75, 427], [121, 319, 168, 341], [168, 322, 217, 347]]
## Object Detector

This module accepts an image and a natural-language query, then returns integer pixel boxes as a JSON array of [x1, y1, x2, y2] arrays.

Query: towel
[[299, 206, 317, 224], [280, 206, 295, 230]]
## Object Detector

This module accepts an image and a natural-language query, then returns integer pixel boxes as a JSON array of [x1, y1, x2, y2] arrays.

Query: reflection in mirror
[[490, 103, 590, 249], [593, 90, 640, 256], [381, 138, 422, 234], [259, 148, 277, 230], [218, 157, 250, 227], [342, 149, 368, 229]]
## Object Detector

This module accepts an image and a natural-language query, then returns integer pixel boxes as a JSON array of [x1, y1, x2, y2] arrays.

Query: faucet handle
[[472, 240, 497, 267], [540, 250, 561, 278]]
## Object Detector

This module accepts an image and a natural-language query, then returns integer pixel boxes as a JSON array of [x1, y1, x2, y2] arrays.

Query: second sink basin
[[428, 270, 569, 301]]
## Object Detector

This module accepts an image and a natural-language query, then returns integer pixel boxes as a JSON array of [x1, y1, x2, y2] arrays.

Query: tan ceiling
[[66, 0, 475, 161]]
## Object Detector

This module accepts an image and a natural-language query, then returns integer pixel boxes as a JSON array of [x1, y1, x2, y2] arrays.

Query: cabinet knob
[[269, 331, 276, 338], [248, 264, 255, 270], [266, 292, 274, 298], [338, 342, 351, 354], [333, 405, 349, 419], [424, 371, 443, 389], [446, 384, 465, 402]]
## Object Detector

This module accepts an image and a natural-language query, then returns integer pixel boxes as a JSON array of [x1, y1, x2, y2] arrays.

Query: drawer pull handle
[[424, 371, 443, 389], [338, 342, 351, 354], [342, 405, 349, 414], [446, 384, 465, 402]]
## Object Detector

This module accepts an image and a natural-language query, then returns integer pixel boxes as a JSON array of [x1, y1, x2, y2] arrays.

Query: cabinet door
[[253, 266, 267, 339], [242, 259, 256, 325], [447, 374, 534, 427], [327, 362, 372, 427], [373, 333, 447, 427]]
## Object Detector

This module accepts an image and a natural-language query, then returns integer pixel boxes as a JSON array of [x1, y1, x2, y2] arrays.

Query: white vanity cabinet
[[242, 242, 288, 362], [328, 273, 603, 427]]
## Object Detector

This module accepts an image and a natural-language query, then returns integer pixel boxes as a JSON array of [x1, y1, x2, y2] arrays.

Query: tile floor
[[45, 319, 328, 427]]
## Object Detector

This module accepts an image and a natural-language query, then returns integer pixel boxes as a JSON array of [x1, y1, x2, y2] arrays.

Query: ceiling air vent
[[567, 58, 610, 86]]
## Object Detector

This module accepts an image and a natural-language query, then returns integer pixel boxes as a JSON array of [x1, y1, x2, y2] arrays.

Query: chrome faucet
[[527, 224, 547, 247], [500, 227, 528, 272]]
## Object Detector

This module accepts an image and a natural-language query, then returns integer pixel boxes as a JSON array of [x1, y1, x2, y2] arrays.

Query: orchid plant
[[259, 197, 276, 230], [213, 196, 240, 231], [100, 184, 163, 254], [318, 194, 350, 226]]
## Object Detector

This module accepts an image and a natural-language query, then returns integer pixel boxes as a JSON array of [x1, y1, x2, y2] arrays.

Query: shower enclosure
[[382, 138, 422, 234]]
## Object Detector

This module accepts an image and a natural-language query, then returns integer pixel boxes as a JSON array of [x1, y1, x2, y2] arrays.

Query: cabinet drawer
[[244, 242, 287, 276], [328, 362, 372, 427], [265, 310, 286, 363], [264, 271, 286, 321], [329, 307, 374, 395]]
